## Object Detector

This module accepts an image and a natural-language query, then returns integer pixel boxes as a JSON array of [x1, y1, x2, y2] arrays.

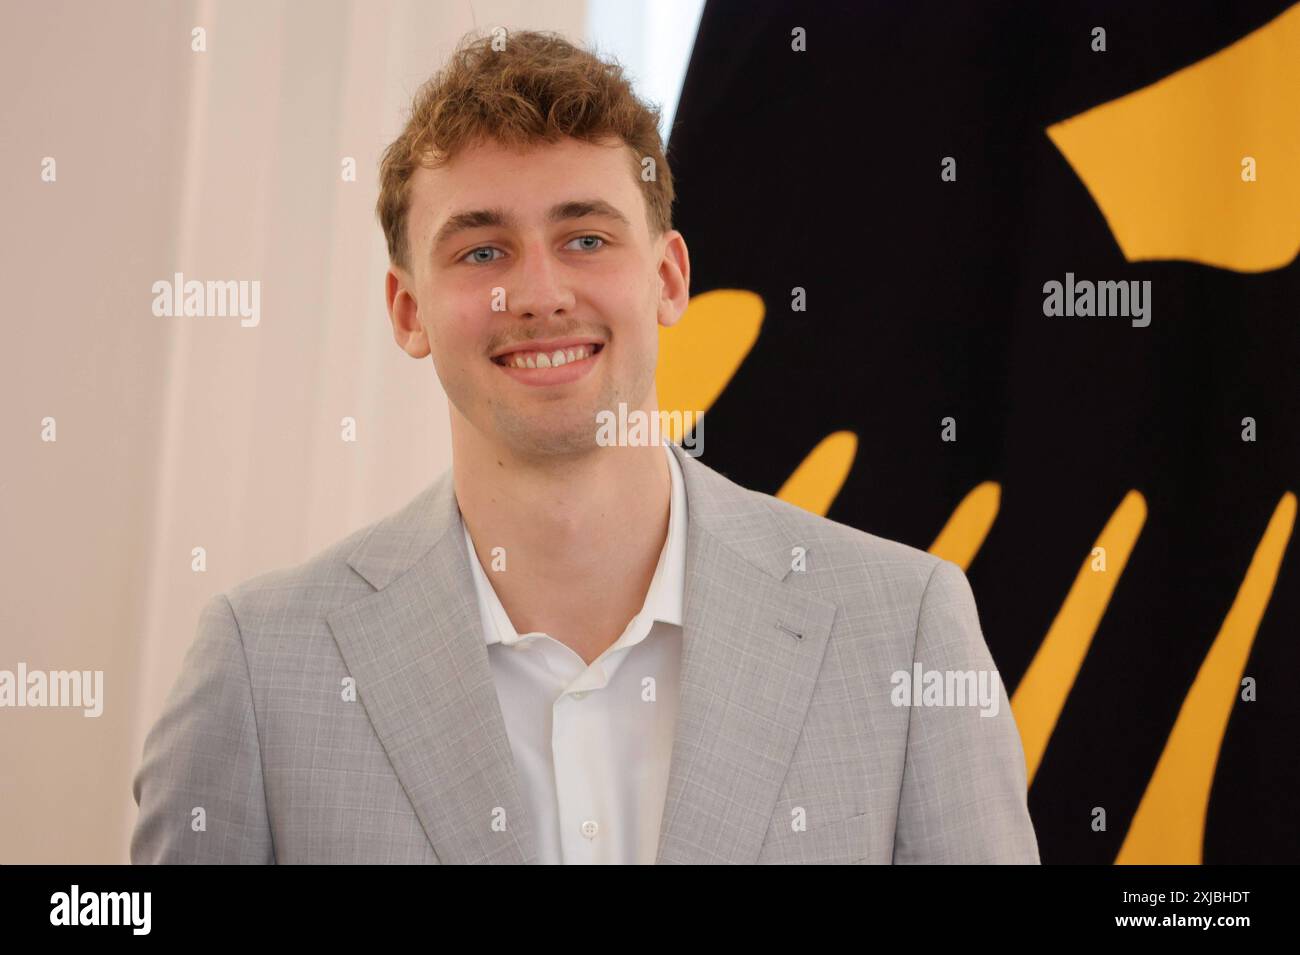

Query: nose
[[507, 240, 577, 321]]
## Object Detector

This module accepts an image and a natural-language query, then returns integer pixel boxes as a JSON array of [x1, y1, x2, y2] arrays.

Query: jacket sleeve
[[892, 559, 1041, 863], [130, 593, 275, 863]]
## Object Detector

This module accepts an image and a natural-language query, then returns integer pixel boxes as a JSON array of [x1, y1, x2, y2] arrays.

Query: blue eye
[[462, 246, 503, 265], [460, 235, 604, 265]]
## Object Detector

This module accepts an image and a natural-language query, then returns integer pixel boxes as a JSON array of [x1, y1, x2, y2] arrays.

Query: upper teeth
[[501, 344, 595, 369]]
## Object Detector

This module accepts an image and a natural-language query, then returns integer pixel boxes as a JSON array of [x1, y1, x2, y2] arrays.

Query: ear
[[386, 266, 430, 358], [656, 230, 691, 329]]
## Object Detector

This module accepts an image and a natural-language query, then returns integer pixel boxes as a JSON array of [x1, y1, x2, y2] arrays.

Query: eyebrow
[[431, 198, 632, 252]]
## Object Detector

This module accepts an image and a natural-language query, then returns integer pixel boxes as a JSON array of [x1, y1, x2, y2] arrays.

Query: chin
[[497, 419, 602, 458]]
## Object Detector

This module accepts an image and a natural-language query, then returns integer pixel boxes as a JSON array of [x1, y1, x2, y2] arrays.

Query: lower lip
[[492, 345, 603, 387]]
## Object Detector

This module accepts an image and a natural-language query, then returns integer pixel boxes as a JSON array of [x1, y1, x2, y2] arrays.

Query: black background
[[667, 0, 1300, 864]]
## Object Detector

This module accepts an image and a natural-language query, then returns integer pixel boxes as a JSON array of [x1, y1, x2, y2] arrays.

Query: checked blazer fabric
[[131, 442, 1040, 864]]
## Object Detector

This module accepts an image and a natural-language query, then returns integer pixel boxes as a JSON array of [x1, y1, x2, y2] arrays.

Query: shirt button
[[580, 820, 599, 839], [511, 639, 531, 651], [571, 691, 587, 700]]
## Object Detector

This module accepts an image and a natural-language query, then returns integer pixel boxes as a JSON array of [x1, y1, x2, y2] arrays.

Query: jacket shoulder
[[749, 484, 944, 583], [219, 509, 392, 635]]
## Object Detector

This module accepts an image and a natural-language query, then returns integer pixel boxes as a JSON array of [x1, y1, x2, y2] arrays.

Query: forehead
[[408, 136, 645, 251]]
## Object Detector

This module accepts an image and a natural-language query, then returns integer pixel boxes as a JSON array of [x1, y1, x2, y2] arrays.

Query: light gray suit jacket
[[131, 443, 1039, 864]]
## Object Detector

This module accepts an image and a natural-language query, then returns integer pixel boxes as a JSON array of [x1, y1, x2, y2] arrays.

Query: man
[[131, 29, 1039, 864]]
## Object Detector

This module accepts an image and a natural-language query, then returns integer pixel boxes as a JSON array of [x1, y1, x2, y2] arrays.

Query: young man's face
[[387, 135, 690, 459]]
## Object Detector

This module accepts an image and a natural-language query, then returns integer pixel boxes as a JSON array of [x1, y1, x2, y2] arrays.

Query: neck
[[451, 409, 672, 665]]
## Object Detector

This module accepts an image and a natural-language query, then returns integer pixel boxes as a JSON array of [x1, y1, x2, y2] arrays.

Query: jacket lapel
[[326, 474, 537, 864], [654, 444, 838, 863], [324, 443, 837, 865]]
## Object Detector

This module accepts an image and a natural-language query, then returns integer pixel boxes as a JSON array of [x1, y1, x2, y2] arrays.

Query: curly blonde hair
[[376, 29, 676, 270]]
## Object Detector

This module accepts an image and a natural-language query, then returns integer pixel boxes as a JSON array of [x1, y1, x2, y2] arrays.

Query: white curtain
[[0, 0, 591, 863]]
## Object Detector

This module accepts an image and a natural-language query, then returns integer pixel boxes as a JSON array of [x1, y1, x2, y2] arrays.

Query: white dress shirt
[[461, 441, 687, 864]]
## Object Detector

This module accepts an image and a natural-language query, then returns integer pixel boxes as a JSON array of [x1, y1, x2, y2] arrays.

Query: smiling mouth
[[491, 342, 604, 369]]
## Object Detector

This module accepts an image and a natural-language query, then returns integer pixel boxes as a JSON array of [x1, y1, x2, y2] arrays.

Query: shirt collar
[[463, 441, 688, 648]]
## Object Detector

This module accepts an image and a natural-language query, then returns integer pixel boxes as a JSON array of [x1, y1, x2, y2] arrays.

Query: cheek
[[425, 299, 484, 361], [614, 288, 662, 376], [606, 273, 657, 331]]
